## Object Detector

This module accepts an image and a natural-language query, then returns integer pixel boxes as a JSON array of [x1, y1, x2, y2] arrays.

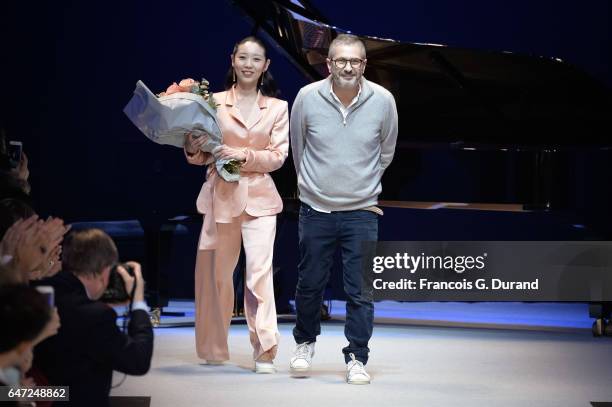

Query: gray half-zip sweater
[[290, 76, 399, 211]]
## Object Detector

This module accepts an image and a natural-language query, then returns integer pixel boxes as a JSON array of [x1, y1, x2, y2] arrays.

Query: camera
[[100, 263, 135, 303]]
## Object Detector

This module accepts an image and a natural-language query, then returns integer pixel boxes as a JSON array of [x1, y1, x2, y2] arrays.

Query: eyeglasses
[[331, 58, 364, 69]]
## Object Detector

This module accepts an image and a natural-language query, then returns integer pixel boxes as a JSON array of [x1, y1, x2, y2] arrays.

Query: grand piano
[[231, 0, 611, 210], [226, 0, 612, 333]]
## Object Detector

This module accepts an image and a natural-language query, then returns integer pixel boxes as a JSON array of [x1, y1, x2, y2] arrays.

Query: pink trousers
[[194, 212, 280, 361]]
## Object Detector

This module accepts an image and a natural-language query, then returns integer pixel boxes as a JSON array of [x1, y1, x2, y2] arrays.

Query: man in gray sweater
[[289, 34, 398, 384]]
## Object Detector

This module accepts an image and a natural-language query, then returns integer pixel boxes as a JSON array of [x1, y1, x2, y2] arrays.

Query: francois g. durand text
[[372, 278, 539, 291]]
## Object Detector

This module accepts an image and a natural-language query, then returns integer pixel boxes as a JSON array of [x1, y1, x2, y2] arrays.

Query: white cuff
[[131, 301, 149, 312]]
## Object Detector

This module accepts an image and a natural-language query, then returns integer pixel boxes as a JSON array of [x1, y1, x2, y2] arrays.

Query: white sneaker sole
[[290, 366, 311, 377], [347, 378, 371, 385], [255, 366, 276, 374]]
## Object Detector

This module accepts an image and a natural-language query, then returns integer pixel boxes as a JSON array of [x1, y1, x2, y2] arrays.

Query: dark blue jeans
[[293, 203, 377, 364]]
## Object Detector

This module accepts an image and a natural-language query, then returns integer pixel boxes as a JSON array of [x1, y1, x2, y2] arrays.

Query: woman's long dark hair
[[224, 36, 279, 98]]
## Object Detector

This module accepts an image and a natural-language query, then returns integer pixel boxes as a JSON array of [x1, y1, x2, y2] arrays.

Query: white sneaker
[[289, 342, 315, 377], [346, 353, 370, 385], [254, 360, 276, 374]]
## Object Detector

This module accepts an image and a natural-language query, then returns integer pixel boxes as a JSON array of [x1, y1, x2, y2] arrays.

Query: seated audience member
[[34, 228, 153, 407], [0, 285, 53, 386]]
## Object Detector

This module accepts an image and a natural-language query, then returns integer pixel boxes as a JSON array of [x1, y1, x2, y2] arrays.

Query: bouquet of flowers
[[123, 78, 240, 182]]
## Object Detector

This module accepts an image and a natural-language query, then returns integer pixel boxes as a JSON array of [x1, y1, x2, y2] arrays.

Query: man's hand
[[116, 262, 145, 303]]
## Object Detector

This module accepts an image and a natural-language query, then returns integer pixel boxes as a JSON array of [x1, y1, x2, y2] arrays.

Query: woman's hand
[[35, 244, 62, 279], [26, 217, 69, 280], [212, 145, 247, 162], [184, 132, 209, 154], [8, 216, 48, 274], [0, 216, 32, 257]]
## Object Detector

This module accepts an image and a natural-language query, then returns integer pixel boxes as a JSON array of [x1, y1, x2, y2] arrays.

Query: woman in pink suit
[[183, 36, 288, 373]]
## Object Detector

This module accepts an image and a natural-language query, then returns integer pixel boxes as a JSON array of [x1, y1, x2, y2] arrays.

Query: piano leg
[[141, 216, 186, 326], [527, 150, 554, 210], [589, 302, 612, 337]]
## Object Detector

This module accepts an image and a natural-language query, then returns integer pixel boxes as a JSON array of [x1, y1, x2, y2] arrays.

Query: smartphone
[[36, 286, 55, 307], [8, 140, 22, 169]]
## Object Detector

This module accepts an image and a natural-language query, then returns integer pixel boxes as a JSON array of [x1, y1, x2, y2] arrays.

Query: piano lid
[[231, 0, 612, 149]]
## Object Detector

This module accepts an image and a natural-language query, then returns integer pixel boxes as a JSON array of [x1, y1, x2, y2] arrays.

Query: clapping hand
[[0, 215, 70, 280]]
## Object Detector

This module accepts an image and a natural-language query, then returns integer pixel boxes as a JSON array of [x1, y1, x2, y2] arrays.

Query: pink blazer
[[185, 86, 289, 249]]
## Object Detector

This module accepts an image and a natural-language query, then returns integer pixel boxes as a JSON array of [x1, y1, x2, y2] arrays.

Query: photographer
[[33, 228, 153, 407]]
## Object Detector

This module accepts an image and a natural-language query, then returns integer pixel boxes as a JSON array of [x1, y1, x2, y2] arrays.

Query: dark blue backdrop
[[1, 0, 610, 220]]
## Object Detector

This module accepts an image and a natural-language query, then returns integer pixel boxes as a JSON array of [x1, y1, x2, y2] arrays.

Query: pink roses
[[158, 78, 197, 97]]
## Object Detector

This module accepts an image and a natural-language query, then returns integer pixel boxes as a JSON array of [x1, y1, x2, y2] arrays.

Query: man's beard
[[332, 71, 359, 89]]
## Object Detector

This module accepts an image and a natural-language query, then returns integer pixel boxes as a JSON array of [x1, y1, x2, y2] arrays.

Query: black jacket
[[33, 271, 153, 407]]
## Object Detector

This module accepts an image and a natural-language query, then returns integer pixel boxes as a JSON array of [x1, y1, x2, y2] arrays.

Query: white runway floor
[[110, 302, 612, 407]]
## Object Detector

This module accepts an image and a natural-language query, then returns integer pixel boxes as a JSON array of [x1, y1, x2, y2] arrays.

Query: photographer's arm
[[95, 308, 153, 375], [103, 263, 154, 375]]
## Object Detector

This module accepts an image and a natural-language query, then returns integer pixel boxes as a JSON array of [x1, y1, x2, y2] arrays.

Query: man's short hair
[[0, 284, 51, 352], [328, 34, 367, 59], [62, 229, 118, 276]]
